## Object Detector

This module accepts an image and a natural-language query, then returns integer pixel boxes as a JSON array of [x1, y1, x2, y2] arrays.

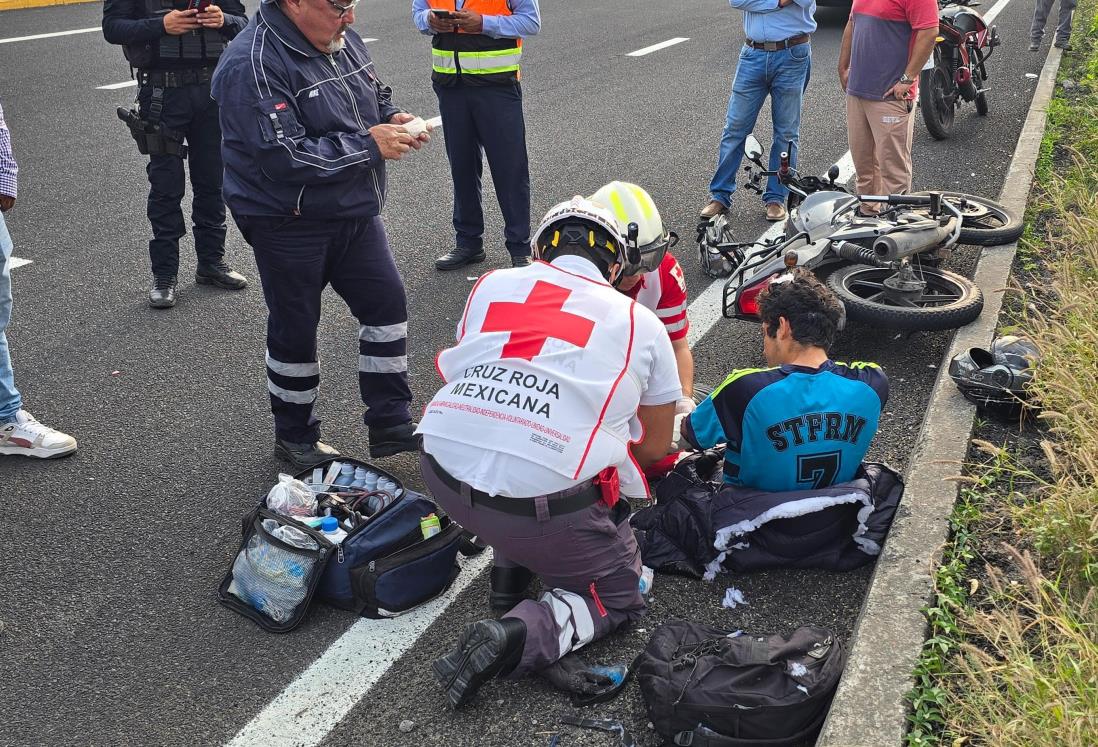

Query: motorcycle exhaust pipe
[[872, 222, 956, 261], [956, 67, 977, 100]]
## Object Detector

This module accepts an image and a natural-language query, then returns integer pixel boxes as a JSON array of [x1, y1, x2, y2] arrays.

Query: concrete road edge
[[817, 47, 1065, 747]]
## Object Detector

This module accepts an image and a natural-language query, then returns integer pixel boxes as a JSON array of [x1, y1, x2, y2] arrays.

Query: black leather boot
[[196, 262, 248, 290], [489, 565, 534, 612], [148, 276, 177, 309], [368, 421, 422, 459], [274, 437, 341, 468], [432, 617, 526, 708], [435, 246, 486, 271]]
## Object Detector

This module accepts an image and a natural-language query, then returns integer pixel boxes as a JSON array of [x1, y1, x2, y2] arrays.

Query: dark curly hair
[[757, 268, 844, 350]]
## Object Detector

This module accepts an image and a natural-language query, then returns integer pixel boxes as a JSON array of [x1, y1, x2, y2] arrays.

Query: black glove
[[536, 655, 615, 696]]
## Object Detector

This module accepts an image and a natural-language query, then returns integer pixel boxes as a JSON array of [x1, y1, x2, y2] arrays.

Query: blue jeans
[[0, 211, 22, 423], [709, 43, 812, 207]]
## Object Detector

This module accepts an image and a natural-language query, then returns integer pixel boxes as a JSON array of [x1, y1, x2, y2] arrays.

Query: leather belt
[[426, 453, 601, 518], [137, 67, 216, 88], [746, 34, 810, 51]]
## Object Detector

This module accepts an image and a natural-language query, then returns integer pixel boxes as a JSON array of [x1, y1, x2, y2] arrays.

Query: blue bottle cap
[[320, 516, 340, 533]]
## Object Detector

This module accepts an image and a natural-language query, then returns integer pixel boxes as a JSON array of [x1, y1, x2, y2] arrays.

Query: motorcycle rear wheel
[[911, 191, 1024, 245], [920, 64, 956, 140], [827, 264, 983, 331]]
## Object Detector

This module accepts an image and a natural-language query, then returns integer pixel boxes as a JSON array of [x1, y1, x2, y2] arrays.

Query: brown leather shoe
[[699, 200, 728, 219], [765, 203, 787, 222]]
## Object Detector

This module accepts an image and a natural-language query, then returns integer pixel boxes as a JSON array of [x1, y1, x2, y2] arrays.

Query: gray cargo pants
[[421, 454, 646, 676], [1031, 0, 1076, 45]]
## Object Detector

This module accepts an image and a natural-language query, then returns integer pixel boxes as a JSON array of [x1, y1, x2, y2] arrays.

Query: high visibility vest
[[427, 0, 522, 85]]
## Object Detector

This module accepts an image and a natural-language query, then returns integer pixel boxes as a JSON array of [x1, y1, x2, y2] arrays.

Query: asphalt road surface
[[0, 0, 1049, 744]]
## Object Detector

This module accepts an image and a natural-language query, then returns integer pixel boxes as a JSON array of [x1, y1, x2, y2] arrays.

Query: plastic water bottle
[[320, 516, 347, 544], [333, 463, 356, 488], [639, 565, 655, 596], [350, 466, 371, 489]]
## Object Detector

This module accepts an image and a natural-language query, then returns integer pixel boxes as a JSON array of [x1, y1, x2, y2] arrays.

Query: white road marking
[[9, 257, 33, 270], [226, 552, 490, 747], [97, 80, 138, 90], [227, 0, 1020, 739], [0, 27, 102, 45], [627, 37, 689, 57]]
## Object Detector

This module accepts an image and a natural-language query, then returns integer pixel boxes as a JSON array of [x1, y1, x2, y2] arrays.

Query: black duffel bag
[[637, 620, 845, 746]]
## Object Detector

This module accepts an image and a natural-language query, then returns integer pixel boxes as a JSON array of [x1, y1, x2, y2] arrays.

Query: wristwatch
[[899, 73, 914, 84]]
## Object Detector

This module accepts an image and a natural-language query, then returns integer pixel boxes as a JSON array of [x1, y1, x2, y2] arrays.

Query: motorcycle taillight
[[737, 278, 769, 317]]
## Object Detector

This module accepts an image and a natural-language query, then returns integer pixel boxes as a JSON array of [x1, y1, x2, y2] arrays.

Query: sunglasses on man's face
[[324, 0, 359, 18]]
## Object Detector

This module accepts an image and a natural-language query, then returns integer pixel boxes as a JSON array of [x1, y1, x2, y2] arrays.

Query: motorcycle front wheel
[[919, 64, 956, 140], [827, 264, 983, 331], [912, 191, 1024, 246], [974, 68, 989, 116]]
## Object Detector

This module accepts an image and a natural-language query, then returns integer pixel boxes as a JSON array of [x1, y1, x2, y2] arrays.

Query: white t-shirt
[[420, 255, 682, 498]]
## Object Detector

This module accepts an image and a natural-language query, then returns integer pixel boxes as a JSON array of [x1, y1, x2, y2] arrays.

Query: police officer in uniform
[[419, 194, 682, 706], [104, 0, 249, 308], [412, 0, 540, 270], [211, 0, 429, 467]]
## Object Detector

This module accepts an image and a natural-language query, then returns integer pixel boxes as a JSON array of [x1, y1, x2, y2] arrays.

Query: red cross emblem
[[481, 281, 596, 361]]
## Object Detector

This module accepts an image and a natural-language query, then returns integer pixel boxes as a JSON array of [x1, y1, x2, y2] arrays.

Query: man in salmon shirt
[[838, 0, 939, 214]]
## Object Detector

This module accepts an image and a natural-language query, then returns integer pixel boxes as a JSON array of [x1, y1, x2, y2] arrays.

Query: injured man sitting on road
[[682, 268, 888, 492]]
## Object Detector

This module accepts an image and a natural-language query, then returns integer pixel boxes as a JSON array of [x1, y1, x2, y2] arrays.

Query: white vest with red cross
[[419, 259, 646, 492]]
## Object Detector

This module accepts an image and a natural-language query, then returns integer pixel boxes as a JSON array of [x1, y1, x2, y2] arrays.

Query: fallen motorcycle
[[703, 137, 1023, 331], [920, 0, 1002, 140]]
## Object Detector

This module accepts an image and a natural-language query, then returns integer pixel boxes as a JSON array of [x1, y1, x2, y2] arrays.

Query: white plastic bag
[[266, 473, 317, 517]]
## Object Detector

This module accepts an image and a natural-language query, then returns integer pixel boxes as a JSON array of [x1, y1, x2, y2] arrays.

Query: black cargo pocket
[[351, 519, 462, 618], [257, 96, 306, 144]]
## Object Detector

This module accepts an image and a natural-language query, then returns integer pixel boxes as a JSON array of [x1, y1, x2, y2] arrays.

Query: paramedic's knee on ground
[[418, 191, 681, 708], [682, 268, 889, 492]]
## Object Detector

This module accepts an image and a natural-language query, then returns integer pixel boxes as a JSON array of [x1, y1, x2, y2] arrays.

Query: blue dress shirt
[[732, 0, 817, 43], [412, 0, 541, 39]]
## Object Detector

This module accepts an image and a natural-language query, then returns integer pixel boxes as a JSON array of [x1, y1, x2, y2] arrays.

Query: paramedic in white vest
[[418, 195, 682, 707]]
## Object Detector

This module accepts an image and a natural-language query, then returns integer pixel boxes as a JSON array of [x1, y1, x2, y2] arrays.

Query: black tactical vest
[[123, 0, 226, 70]]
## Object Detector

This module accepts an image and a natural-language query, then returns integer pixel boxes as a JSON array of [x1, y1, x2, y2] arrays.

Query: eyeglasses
[[324, 0, 359, 18]]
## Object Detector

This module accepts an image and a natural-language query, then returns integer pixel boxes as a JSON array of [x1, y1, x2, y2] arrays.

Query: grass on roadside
[[906, 5, 1098, 745]]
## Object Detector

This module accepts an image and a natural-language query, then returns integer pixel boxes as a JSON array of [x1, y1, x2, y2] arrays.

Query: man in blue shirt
[[683, 269, 888, 492], [699, 0, 817, 224], [412, 0, 541, 270]]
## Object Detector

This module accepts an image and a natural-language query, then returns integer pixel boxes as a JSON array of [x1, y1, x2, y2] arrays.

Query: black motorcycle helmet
[[948, 335, 1040, 417]]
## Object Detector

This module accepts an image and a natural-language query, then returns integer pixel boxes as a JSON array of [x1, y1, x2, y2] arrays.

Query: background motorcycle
[[710, 137, 1020, 331], [920, 0, 1002, 140]]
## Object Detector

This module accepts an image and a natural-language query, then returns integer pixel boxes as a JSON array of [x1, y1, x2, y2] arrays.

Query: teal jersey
[[683, 361, 888, 492]]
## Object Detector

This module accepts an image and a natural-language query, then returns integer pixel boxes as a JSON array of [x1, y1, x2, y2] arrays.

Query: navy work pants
[[137, 81, 226, 279], [433, 82, 531, 258], [236, 215, 412, 444]]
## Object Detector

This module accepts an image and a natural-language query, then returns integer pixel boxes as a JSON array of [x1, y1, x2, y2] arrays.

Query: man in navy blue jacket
[[212, 0, 430, 467]]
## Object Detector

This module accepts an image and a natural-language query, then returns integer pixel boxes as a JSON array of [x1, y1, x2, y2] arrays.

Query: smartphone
[[430, 9, 454, 18], [190, 0, 212, 11]]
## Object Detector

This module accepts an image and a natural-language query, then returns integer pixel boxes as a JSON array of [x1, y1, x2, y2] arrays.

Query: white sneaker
[[0, 409, 78, 458]]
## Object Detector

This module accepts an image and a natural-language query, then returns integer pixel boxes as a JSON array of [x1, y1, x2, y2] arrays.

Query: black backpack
[[637, 620, 846, 746]]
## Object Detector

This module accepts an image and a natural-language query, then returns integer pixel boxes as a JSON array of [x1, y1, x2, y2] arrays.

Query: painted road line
[[9, 257, 33, 270], [0, 27, 101, 45], [226, 552, 491, 747], [627, 37, 689, 57], [97, 81, 138, 90]]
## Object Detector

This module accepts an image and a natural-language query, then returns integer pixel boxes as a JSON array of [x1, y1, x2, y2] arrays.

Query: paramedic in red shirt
[[591, 181, 694, 399]]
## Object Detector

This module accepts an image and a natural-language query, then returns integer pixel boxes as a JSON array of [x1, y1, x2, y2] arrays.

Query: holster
[[115, 86, 187, 158]]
